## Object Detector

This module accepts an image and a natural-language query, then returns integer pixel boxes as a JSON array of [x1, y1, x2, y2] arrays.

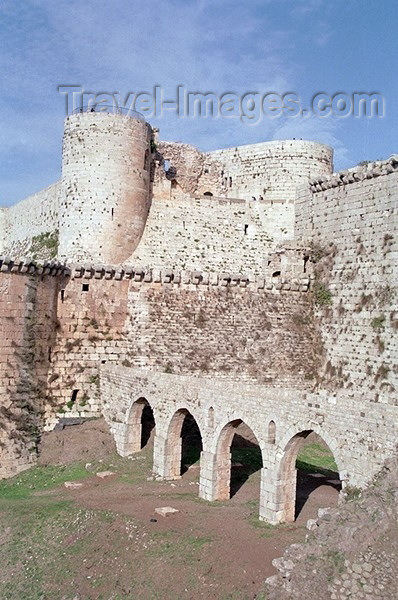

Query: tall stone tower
[[58, 111, 152, 264]]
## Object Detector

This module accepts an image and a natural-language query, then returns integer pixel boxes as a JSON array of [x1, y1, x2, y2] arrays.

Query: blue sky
[[0, 0, 397, 206]]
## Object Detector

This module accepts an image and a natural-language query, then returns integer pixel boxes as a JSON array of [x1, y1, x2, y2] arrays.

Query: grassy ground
[[296, 442, 339, 476], [0, 441, 338, 599]]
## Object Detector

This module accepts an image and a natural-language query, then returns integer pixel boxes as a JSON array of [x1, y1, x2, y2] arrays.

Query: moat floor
[[0, 421, 339, 600]]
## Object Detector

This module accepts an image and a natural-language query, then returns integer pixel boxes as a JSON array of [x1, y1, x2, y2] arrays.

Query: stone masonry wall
[[126, 196, 295, 276], [296, 160, 398, 406], [210, 140, 333, 202], [46, 255, 314, 425], [0, 182, 60, 257], [0, 270, 58, 478]]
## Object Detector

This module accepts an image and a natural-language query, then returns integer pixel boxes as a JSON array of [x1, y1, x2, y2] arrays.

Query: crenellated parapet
[[0, 255, 310, 292], [308, 155, 398, 193]]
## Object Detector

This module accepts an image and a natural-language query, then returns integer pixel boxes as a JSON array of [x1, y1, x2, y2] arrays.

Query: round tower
[[58, 110, 152, 264], [211, 140, 333, 202]]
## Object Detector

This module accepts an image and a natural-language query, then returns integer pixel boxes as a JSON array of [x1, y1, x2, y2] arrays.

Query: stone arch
[[163, 408, 203, 479], [213, 419, 263, 500], [123, 397, 155, 455], [275, 428, 342, 523]]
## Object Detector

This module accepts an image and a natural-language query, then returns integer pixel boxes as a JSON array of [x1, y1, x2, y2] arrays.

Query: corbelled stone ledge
[[309, 155, 398, 192], [0, 257, 310, 292]]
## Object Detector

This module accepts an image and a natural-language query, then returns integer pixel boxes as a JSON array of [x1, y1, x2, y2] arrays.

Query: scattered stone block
[[154, 506, 179, 517], [96, 471, 115, 479], [64, 481, 83, 489]]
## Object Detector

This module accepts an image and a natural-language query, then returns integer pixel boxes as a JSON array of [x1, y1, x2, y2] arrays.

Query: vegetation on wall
[[30, 230, 59, 260]]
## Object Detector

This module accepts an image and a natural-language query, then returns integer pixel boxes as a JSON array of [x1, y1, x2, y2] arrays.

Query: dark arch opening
[[125, 398, 156, 455], [279, 430, 341, 522], [165, 409, 203, 479], [181, 413, 203, 475], [295, 432, 341, 520], [203, 191, 213, 196], [215, 419, 262, 500], [230, 422, 262, 497], [140, 403, 156, 449]]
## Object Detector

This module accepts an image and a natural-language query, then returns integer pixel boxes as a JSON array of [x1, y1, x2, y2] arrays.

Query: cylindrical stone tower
[[58, 111, 152, 264], [210, 140, 333, 202]]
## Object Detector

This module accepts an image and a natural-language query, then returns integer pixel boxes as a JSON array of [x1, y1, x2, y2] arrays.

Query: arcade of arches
[[116, 395, 342, 524]]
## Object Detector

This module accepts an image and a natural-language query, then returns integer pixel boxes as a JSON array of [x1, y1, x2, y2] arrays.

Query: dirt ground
[[0, 419, 341, 599]]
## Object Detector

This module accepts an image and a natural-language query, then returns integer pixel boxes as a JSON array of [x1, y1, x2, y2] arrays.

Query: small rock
[[306, 519, 318, 531], [318, 507, 331, 519], [352, 563, 362, 574], [64, 481, 83, 489], [96, 471, 115, 479], [265, 575, 279, 587], [154, 506, 179, 517]]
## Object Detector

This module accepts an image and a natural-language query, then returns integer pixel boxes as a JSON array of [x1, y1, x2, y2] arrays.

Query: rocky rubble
[[264, 453, 398, 600]]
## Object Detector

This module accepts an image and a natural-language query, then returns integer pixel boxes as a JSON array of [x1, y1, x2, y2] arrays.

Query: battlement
[[308, 155, 398, 192], [0, 256, 310, 292]]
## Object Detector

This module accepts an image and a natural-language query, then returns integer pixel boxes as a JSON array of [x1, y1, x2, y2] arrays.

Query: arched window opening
[[272, 271, 281, 278], [203, 191, 213, 197], [267, 420, 276, 444], [279, 431, 341, 523], [164, 159, 170, 172], [207, 406, 214, 428]]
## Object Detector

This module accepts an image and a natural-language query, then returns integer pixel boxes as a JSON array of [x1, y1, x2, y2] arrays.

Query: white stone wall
[[0, 208, 7, 254], [59, 112, 152, 264], [128, 195, 295, 276], [0, 183, 60, 256], [296, 162, 398, 407], [211, 140, 333, 202]]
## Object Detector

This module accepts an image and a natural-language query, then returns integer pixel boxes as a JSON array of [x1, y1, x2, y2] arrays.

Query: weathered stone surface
[[154, 506, 179, 517], [64, 481, 84, 489], [96, 471, 115, 479]]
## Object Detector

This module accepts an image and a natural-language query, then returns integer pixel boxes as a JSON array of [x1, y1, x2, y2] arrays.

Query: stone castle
[[0, 107, 396, 524]]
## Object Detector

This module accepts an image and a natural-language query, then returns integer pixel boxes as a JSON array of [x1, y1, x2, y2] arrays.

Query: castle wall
[[127, 195, 295, 276], [295, 160, 398, 407], [210, 140, 333, 202], [0, 269, 58, 478], [58, 112, 152, 264], [0, 208, 7, 254], [0, 183, 60, 258], [45, 257, 313, 425]]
